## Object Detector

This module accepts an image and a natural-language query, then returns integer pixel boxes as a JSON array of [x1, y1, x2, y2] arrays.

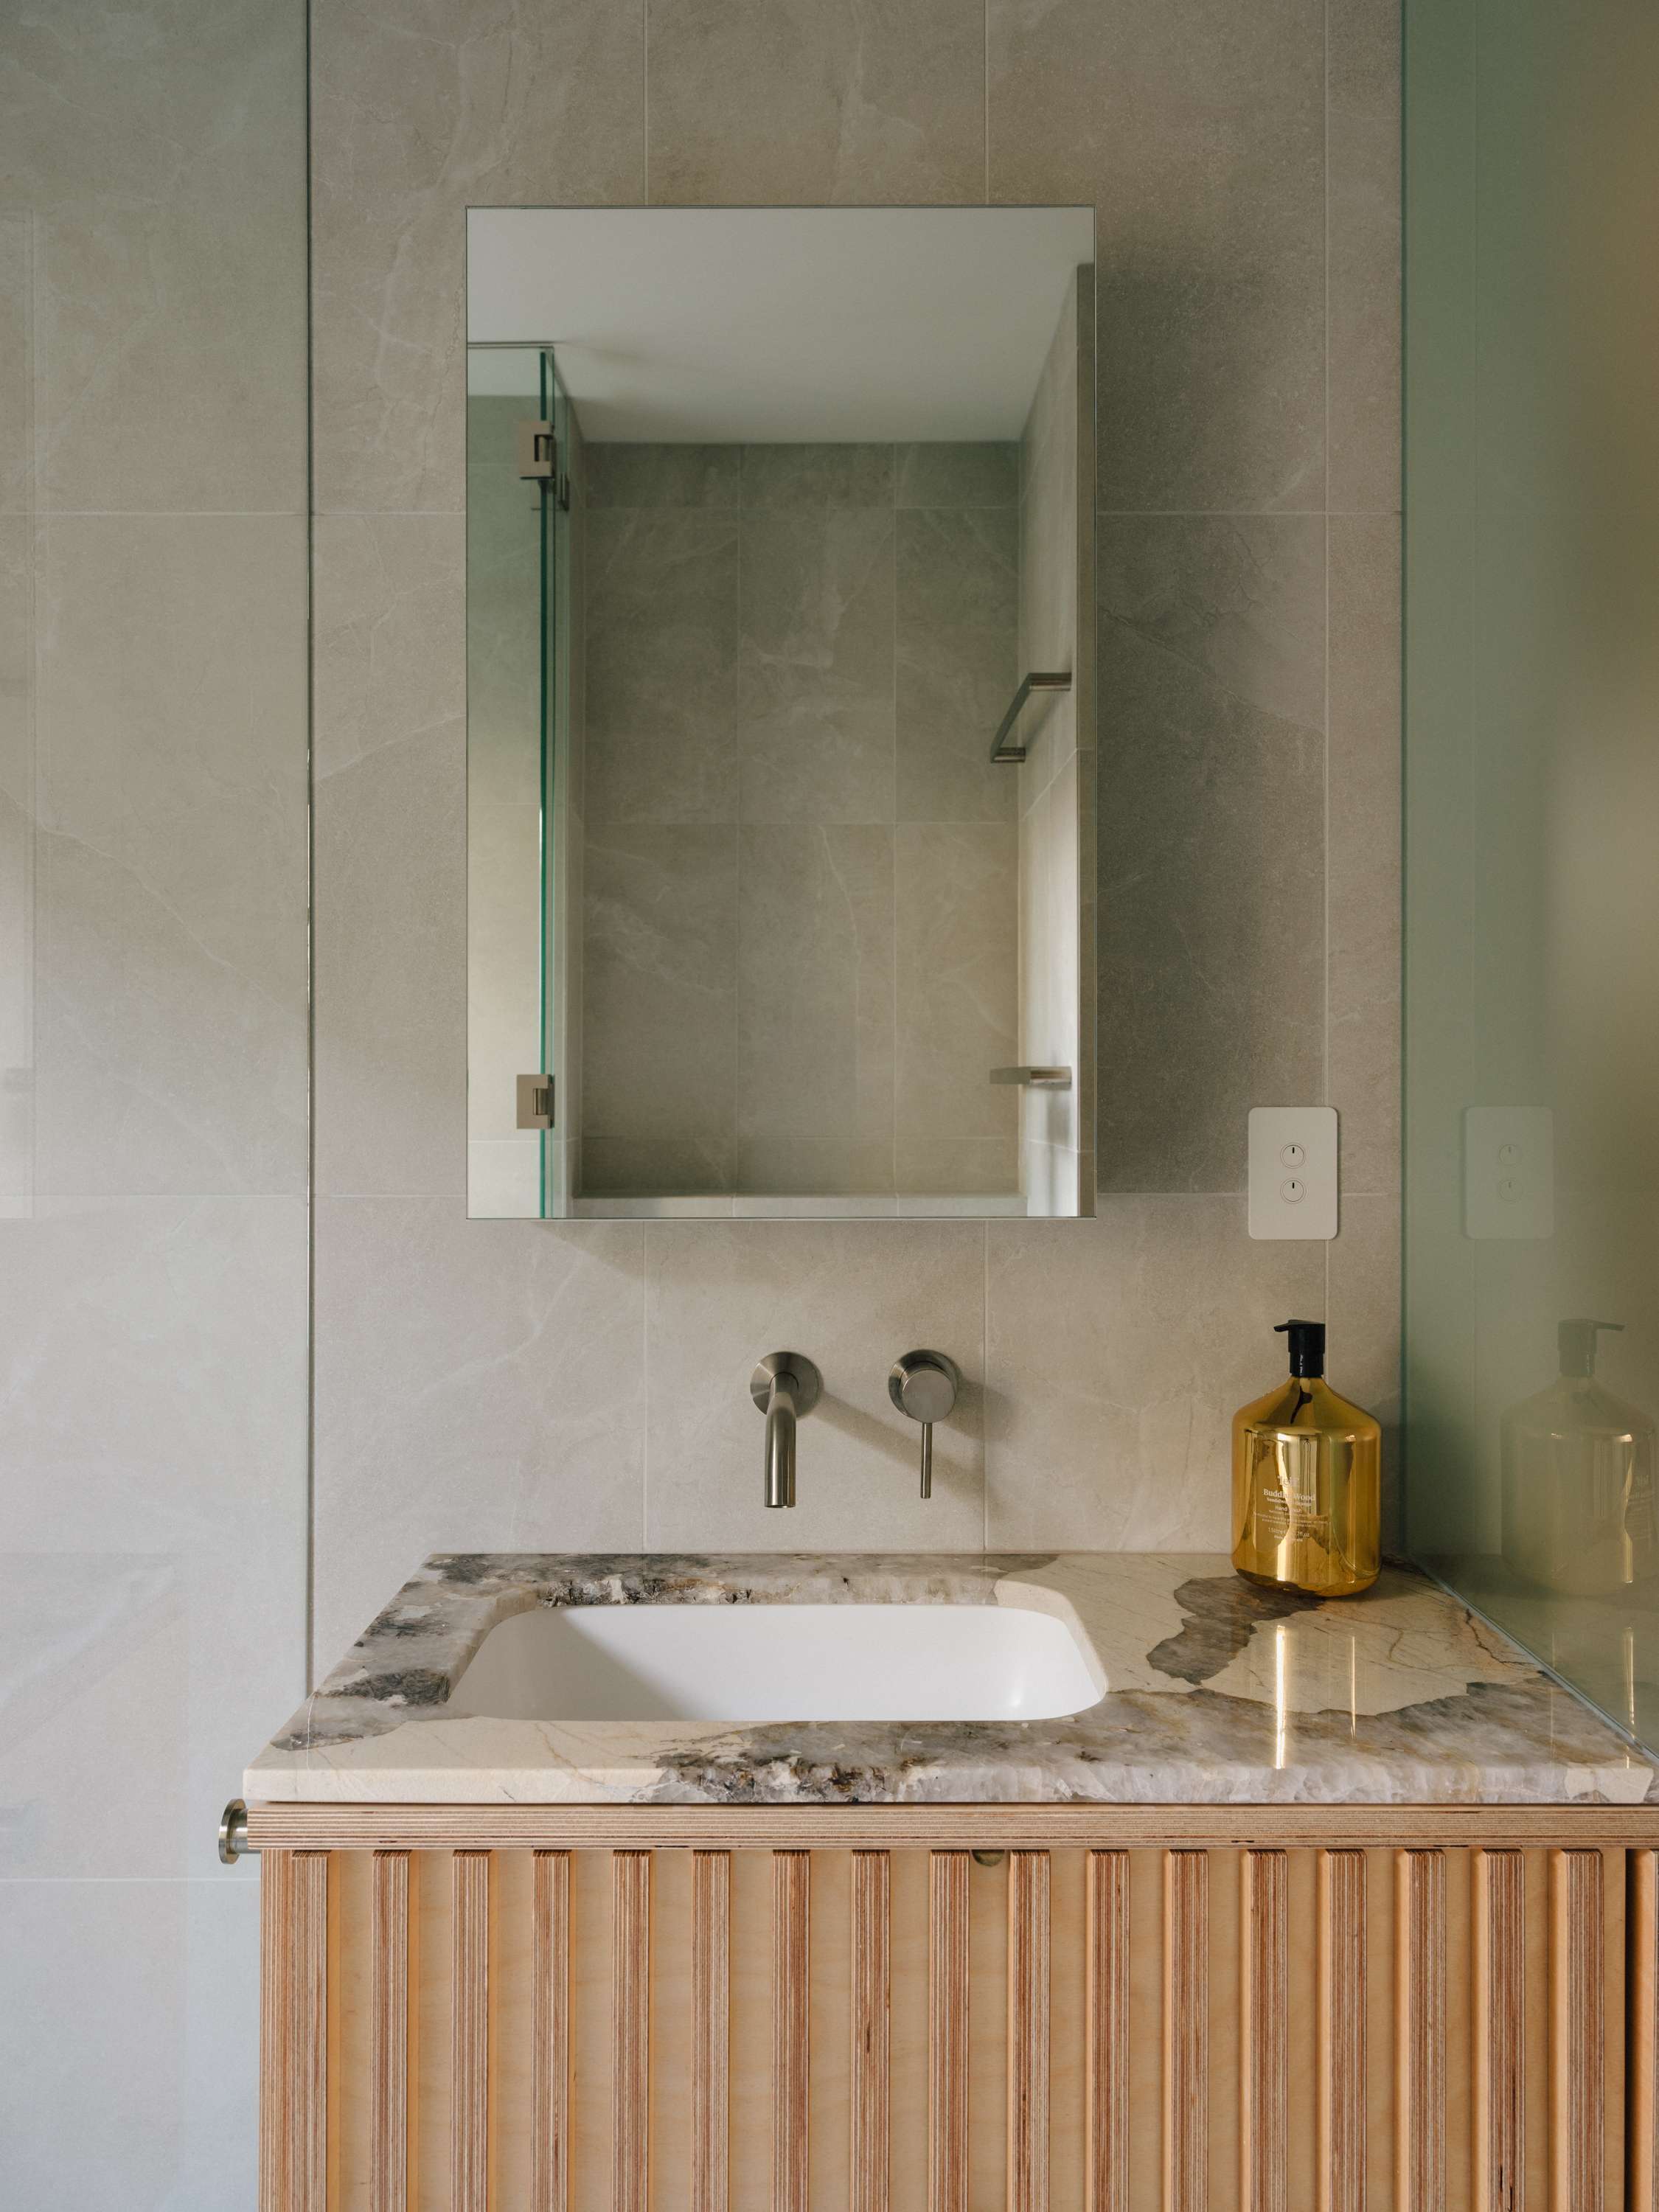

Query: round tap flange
[[749, 1351, 822, 1415]]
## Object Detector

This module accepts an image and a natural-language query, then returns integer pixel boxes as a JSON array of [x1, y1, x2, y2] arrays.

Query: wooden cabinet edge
[[243, 1802, 1659, 1854]]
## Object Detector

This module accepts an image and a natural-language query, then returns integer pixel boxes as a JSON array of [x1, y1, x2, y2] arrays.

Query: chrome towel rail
[[989, 1065, 1073, 1088], [988, 669, 1071, 763], [219, 1798, 256, 1861]]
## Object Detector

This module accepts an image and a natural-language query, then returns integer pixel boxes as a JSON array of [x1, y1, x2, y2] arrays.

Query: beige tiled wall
[[580, 438, 1021, 1201], [0, 0, 310, 2197], [311, 0, 1402, 1666]]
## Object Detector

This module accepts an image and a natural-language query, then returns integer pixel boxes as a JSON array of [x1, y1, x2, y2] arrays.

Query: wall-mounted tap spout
[[750, 1352, 822, 1507]]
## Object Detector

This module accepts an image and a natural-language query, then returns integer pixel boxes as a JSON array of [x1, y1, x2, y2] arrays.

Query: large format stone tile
[[311, 0, 646, 512], [984, 1197, 1325, 1548], [895, 619, 1018, 825], [1, 0, 306, 514], [895, 822, 1019, 1152], [0, 1879, 260, 2211], [0, 215, 31, 516], [989, 0, 1326, 514], [897, 509, 1018, 634], [317, 725, 466, 1199], [312, 1198, 648, 1669], [1097, 514, 1326, 1192], [643, 1218, 987, 1549], [0, 516, 29, 1203], [32, 515, 307, 1197], [587, 509, 740, 826], [740, 443, 894, 509], [897, 442, 1019, 511], [312, 512, 470, 1197], [645, 0, 987, 206], [587, 444, 742, 509], [1329, 514, 1401, 1196], [736, 824, 894, 1193], [738, 509, 895, 824], [314, 514, 465, 781], [0, 1195, 307, 1876], [582, 825, 738, 1172], [1329, 0, 1403, 514], [1326, 1191, 1402, 1544]]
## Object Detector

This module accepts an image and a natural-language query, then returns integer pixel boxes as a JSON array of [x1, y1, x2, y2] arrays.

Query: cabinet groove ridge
[[1164, 1851, 1209, 2212], [1242, 1850, 1289, 2212], [692, 1851, 731, 2212], [260, 1850, 329, 2212], [1318, 1850, 1367, 2212], [1395, 1850, 1447, 2212], [370, 1852, 411, 2212], [1008, 1852, 1051, 2212], [451, 1852, 490, 2212], [613, 1851, 651, 2212], [1086, 1851, 1130, 2212], [532, 1851, 571, 2212], [929, 1851, 970, 2212], [851, 1851, 891, 2212], [773, 1851, 810, 2212], [1550, 1849, 1605, 2212], [1630, 1852, 1659, 2212], [1474, 1848, 1526, 2211]]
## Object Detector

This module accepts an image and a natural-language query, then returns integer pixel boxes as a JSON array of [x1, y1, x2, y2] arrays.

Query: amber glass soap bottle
[[1231, 1319, 1381, 1599]]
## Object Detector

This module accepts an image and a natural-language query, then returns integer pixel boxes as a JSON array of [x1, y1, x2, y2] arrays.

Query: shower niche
[[466, 206, 1096, 1220]]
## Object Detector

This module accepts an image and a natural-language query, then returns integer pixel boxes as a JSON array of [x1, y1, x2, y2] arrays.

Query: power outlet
[[1464, 1106, 1554, 1239], [1248, 1106, 1338, 1240]]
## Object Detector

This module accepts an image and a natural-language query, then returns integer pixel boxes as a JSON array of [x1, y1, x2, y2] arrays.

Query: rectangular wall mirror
[[466, 206, 1096, 1220]]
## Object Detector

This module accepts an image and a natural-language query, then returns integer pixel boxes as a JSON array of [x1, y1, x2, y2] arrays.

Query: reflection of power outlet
[[1248, 1106, 1338, 1239], [1464, 1107, 1554, 1239]]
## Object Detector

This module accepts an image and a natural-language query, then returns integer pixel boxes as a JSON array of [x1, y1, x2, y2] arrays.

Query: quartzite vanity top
[[246, 1554, 1659, 1807]]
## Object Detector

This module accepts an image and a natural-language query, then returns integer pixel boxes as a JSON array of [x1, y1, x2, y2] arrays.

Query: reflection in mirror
[[466, 208, 1095, 1220]]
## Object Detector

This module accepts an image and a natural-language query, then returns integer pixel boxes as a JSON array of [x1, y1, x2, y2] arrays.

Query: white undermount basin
[[443, 1603, 1102, 1725]]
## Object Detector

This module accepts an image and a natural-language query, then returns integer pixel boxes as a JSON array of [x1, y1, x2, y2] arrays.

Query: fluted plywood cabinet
[[254, 1809, 1659, 2211]]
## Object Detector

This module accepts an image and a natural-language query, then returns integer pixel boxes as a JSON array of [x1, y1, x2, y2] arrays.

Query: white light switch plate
[[1248, 1106, 1338, 1239], [1464, 1106, 1554, 1239]]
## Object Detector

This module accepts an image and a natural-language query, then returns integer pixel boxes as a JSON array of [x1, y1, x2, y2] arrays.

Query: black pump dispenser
[[1275, 1318, 1326, 1379], [1558, 1318, 1622, 1379]]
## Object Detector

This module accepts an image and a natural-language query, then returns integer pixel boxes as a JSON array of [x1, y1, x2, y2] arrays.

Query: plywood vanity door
[[265, 1835, 1642, 2212]]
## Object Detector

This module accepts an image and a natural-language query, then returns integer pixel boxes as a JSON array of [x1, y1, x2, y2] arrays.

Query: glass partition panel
[[466, 343, 574, 1217], [1405, 0, 1659, 1740]]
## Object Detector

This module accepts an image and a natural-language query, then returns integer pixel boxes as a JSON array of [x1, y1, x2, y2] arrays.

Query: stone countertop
[[243, 1553, 1659, 1807]]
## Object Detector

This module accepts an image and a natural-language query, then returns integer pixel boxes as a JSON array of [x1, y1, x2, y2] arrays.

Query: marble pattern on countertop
[[245, 1553, 1659, 1806]]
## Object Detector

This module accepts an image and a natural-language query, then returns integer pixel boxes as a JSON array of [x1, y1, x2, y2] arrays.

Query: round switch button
[[1280, 1141, 1307, 1169]]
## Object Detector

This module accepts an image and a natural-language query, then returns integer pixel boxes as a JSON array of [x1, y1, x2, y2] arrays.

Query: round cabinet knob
[[888, 1351, 961, 1498]]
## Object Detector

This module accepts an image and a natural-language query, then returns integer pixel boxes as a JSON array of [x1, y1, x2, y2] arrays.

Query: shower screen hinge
[[516, 1074, 555, 1130], [517, 420, 571, 509]]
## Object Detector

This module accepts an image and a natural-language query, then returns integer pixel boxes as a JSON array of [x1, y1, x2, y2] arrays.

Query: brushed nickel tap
[[750, 1352, 821, 1508], [888, 1349, 961, 1498]]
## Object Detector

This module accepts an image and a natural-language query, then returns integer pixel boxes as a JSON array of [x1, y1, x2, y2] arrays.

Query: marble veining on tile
[[246, 1551, 1658, 1807]]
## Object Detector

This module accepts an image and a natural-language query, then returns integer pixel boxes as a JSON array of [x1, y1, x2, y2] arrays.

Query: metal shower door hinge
[[517, 420, 571, 509], [516, 1074, 555, 1130], [517, 418, 556, 479]]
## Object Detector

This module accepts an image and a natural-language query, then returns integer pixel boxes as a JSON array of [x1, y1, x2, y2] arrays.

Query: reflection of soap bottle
[[1231, 1321, 1381, 1599], [1500, 1321, 1657, 1596]]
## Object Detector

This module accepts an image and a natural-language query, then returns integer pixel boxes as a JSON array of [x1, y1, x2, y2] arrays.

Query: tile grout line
[[1322, 0, 1334, 1303], [304, 0, 318, 1692], [641, 1221, 650, 1544], [734, 451, 742, 1197], [981, 1218, 990, 1552]]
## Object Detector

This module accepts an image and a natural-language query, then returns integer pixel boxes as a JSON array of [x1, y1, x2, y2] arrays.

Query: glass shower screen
[[466, 342, 576, 1217]]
